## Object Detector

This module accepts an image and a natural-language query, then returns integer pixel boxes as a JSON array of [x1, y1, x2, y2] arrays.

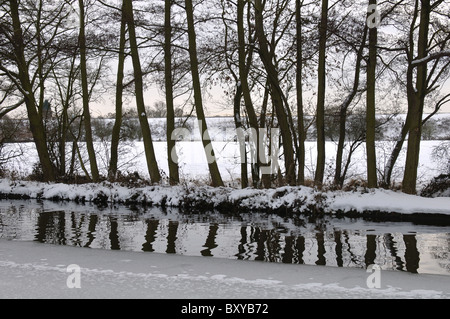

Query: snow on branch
[[0, 99, 24, 118], [411, 50, 450, 67]]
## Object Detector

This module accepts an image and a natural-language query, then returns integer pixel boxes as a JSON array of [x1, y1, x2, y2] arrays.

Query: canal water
[[0, 200, 449, 276]]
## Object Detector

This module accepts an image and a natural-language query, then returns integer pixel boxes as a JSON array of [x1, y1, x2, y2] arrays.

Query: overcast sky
[[90, 76, 450, 118]]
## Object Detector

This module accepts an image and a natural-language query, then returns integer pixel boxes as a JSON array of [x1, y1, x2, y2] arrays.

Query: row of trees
[[0, 0, 449, 194]]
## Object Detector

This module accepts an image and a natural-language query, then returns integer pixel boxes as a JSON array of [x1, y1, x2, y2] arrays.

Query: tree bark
[[366, 0, 378, 188], [123, 0, 161, 184], [78, 0, 100, 182], [254, 0, 296, 186], [402, 0, 430, 194], [185, 0, 224, 187], [9, 0, 55, 182], [233, 83, 248, 188], [238, 0, 259, 187], [382, 0, 420, 188], [296, 0, 306, 186], [165, 0, 180, 185], [109, 0, 127, 181], [314, 0, 328, 188]]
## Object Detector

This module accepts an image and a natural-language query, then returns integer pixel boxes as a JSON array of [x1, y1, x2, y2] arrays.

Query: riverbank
[[0, 178, 449, 224]]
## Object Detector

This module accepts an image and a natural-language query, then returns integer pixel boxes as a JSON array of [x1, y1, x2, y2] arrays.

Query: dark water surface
[[0, 200, 449, 275]]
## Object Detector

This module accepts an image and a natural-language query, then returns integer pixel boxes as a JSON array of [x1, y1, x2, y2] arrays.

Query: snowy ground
[[1, 239, 450, 299]]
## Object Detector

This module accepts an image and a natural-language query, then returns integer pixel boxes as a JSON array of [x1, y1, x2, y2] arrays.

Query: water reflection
[[0, 201, 450, 276]]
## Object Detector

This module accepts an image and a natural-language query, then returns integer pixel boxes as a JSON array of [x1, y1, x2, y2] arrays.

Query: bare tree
[[123, 0, 161, 184], [254, 0, 296, 186], [314, 0, 328, 187], [0, 0, 60, 181], [78, 0, 100, 182], [184, 0, 224, 187], [366, 0, 378, 188], [165, 0, 180, 185], [108, 0, 127, 181]]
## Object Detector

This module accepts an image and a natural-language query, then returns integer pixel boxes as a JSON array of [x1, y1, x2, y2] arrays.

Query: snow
[[2, 139, 447, 192], [328, 188, 450, 215], [1, 239, 449, 299], [411, 50, 450, 66], [1, 178, 449, 216]]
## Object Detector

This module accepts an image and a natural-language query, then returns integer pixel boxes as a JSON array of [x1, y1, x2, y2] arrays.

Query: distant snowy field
[[3, 139, 446, 190]]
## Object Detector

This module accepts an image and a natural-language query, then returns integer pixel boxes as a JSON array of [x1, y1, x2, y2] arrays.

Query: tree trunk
[[254, 0, 296, 186], [109, 0, 127, 181], [165, 0, 180, 185], [402, 0, 430, 195], [9, 0, 55, 182], [382, 114, 411, 187], [123, 0, 161, 184], [185, 0, 224, 187], [259, 81, 272, 188], [234, 83, 248, 188], [238, 0, 259, 187], [382, 0, 420, 188], [296, 0, 306, 186], [366, 0, 378, 188], [78, 0, 100, 182], [334, 26, 368, 187], [314, 0, 328, 188], [58, 55, 77, 178]]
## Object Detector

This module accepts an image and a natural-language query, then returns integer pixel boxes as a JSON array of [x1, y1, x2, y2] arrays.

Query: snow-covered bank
[[0, 178, 449, 220], [1, 239, 449, 299]]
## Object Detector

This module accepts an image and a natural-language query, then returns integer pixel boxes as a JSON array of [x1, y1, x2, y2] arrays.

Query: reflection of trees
[[384, 233, 404, 271], [236, 226, 248, 260], [250, 227, 283, 262], [315, 232, 326, 266], [267, 231, 281, 262], [404, 234, 420, 274], [35, 211, 50, 243], [24, 208, 447, 275], [108, 216, 120, 250], [166, 220, 178, 254], [56, 212, 66, 245], [70, 212, 85, 247], [84, 214, 98, 248], [282, 236, 294, 264], [34, 211, 66, 245], [294, 236, 305, 264], [254, 227, 265, 261], [282, 235, 306, 264], [142, 219, 159, 252], [201, 223, 219, 257], [365, 234, 377, 267], [342, 230, 359, 267], [334, 230, 343, 267]]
